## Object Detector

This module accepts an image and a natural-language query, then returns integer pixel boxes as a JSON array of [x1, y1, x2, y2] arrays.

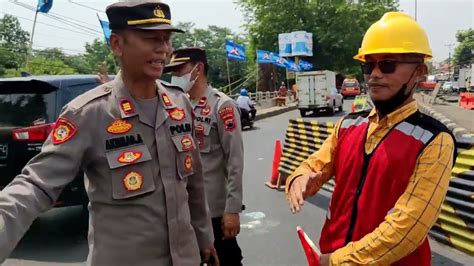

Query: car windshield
[[343, 82, 356, 86]]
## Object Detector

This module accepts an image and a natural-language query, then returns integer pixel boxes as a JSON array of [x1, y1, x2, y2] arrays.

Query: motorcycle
[[240, 106, 256, 130]]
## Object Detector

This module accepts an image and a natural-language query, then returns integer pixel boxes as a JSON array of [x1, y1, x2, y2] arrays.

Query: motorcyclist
[[236, 89, 256, 121]]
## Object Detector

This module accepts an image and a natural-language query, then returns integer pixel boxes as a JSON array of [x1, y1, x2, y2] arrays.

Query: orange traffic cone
[[265, 139, 282, 189]]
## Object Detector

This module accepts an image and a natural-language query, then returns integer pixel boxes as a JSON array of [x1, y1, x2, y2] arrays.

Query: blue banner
[[99, 19, 111, 45], [298, 59, 314, 71], [256, 50, 274, 64], [37, 0, 53, 13], [225, 41, 246, 61], [272, 54, 288, 68], [286, 59, 301, 72]]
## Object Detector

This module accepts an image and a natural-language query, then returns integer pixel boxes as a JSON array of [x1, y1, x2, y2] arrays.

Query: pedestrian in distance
[[286, 11, 457, 266], [0, 1, 218, 265]]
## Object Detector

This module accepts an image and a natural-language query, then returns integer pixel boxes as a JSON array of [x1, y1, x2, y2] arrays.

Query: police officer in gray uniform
[[0, 2, 218, 265], [165, 48, 244, 265]]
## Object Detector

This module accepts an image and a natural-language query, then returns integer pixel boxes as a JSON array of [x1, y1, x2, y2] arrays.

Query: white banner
[[291, 31, 313, 57], [278, 33, 292, 57]]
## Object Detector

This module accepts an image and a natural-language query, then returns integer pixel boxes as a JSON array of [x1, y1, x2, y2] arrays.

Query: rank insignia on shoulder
[[218, 106, 236, 132], [107, 119, 133, 134], [184, 154, 193, 172], [169, 108, 186, 121], [52, 117, 77, 145], [197, 96, 207, 107], [162, 93, 173, 107], [120, 99, 134, 115], [201, 105, 211, 116], [123, 171, 143, 191], [117, 151, 142, 164]]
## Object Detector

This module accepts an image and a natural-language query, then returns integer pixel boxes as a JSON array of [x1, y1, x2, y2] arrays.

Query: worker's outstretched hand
[[287, 171, 322, 213]]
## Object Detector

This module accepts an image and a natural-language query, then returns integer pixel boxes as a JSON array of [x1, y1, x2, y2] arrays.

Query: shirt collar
[[368, 100, 418, 127]]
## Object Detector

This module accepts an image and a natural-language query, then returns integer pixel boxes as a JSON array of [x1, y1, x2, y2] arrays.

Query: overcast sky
[[0, 0, 472, 62]]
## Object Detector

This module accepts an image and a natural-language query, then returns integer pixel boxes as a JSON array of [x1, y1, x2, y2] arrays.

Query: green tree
[[84, 38, 117, 74], [172, 23, 248, 92], [453, 28, 473, 67], [0, 15, 30, 70], [237, 0, 398, 88]]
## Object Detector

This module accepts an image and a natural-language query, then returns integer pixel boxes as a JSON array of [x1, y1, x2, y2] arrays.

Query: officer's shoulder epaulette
[[214, 89, 233, 102], [159, 80, 184, 92], [67, 84, 112, 110]]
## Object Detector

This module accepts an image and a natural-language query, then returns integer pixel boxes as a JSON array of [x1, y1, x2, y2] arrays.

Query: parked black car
[[0, 75, 107, 209]]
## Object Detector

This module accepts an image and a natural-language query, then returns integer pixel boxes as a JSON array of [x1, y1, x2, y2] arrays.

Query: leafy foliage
[[453, 28, 473, 67]]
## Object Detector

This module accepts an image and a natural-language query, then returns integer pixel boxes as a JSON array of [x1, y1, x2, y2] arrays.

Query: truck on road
[[296, 70, 343, 117]]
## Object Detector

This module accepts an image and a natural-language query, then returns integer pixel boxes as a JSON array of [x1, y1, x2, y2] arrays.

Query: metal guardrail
[[229, 91, 279, 103], [278, 118, 474, 255]]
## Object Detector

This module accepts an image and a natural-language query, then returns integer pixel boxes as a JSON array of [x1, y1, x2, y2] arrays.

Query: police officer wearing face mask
[[165, 48, 244, 266]]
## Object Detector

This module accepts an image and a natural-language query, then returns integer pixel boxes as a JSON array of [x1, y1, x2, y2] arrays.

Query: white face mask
[[171, 64, 199, 93]]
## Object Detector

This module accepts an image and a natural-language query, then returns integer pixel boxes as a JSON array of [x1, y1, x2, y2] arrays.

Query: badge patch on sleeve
[[184, 154, 193, 172], [181, 136, 194, 151], [123, 171, 143, 191], [117, 151, 142, 164], [52, 117, 77, 145], [218, 106, 236, 132], [201, 105, 211, 116], [107, 119, 133, 134], [169, 108, 186, 121]]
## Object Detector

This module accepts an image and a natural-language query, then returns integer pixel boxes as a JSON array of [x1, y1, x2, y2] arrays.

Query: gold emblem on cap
[[154, 6, 165, 18]]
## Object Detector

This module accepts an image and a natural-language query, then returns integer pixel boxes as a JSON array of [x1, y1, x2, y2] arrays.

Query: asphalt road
[[3, 99, 473, 265]]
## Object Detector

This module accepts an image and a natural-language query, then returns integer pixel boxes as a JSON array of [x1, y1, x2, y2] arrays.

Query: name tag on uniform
[[106, 133, 144, 150], [196, 116, 212, 124], [169, 123, 192, 136]]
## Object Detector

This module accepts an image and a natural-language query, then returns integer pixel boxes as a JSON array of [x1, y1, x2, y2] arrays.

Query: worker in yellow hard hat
[[286, 12, 457, 265]]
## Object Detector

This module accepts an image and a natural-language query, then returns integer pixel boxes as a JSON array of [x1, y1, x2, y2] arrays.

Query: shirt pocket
[[171, 134, 196, 180], [195, 123, 212, 153], [105, 144, 155, 199]]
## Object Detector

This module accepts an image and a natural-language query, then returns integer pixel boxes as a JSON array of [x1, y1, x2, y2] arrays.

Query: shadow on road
[[432, 252, 465, 265], [9, 206, 88, 263], [306, 192, 331, 210]]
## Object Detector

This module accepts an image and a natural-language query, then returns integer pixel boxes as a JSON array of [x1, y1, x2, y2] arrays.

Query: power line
[[68, 0, 106, 14], [9, 0, 103, 36], [0, 12, 101, 38], [33, 44, 86, 53]]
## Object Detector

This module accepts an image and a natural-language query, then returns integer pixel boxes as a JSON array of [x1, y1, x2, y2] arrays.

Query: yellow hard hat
[[354, 12, 432, 62]]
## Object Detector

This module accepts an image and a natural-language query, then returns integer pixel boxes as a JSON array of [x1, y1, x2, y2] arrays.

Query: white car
[[327, 87, 344, 114], [442, 82, 459, 92]]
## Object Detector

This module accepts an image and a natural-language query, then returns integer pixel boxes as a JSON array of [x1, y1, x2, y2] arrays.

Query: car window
[[0, 91, 56, 127]]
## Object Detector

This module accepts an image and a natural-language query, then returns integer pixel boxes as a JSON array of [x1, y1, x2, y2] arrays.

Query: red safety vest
[[319, 110, 455, 265]]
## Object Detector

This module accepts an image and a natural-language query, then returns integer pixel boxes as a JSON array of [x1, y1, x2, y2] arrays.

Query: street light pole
[[445, 43, 455, 81]]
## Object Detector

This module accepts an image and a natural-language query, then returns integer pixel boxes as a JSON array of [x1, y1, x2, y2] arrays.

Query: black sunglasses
[[361, 60, 421, 75]]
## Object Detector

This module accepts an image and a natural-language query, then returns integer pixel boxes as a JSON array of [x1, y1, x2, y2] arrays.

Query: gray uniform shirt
[[0, 72, 213, 266], [194, 86, 244, 218]]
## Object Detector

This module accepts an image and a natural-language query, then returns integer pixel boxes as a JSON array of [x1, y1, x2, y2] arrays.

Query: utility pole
[[445, 43, 455, 81], [415, 0, 417, 21]]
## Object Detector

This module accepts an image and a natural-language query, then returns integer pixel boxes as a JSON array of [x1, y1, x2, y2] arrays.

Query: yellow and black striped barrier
[[278, 118, 474, 255]]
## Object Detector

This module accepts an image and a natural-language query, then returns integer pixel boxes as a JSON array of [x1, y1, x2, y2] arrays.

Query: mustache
[[367, 80, 388, 87]]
